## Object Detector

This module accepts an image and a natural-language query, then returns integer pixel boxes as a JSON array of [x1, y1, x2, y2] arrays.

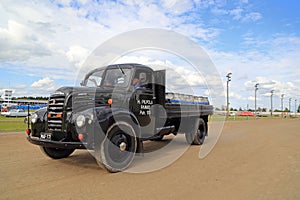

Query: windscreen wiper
[[117, 65, 125, 75]]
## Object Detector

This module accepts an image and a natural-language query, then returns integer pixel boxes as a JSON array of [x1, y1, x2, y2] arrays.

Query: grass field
[[0, 114, 297, 132], [226, 115, 282, 120], [210, 114, 295, 121], [0, 116, 27, 132]]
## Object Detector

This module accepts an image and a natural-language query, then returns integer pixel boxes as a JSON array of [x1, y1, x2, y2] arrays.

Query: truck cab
[[80, 64, 167, 139]]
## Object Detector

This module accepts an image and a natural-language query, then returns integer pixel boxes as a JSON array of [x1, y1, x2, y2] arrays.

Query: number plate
[[40, 133, 52, 140]]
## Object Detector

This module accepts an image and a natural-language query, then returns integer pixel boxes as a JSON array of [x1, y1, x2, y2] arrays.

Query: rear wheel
[[40, 147, 75, 159], [185, 118, 207, 145], [97, 122, 137, 173]]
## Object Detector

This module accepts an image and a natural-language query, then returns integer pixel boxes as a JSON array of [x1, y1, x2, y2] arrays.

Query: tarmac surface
[[0, 118, 299, 199]]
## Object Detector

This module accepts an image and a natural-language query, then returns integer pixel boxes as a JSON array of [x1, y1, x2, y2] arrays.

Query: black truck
[[26, 63, 213, 172]]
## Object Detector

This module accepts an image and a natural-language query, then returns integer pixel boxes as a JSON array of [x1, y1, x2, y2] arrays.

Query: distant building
[[0, 89, 16, 107], [0, 89, 13, 102], [0, 89, 47, 109]]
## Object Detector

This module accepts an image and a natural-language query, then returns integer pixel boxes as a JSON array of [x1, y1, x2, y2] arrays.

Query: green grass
[[0, 114, 297, 132], [227, 115, 296, 121], [0, 116, 27, 132], [209, 114, 296, 122]]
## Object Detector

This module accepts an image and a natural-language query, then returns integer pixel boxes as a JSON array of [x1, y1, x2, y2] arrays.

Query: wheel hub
[[119, 142, 127, 151]]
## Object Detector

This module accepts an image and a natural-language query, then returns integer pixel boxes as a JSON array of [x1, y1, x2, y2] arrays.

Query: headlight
[[76, 115, 86, 128], [87, 113, 93, 124], [31, 113, 38, 124]]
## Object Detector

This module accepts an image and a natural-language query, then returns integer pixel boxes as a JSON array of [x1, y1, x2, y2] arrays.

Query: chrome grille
[[48, 94, 65, 131]]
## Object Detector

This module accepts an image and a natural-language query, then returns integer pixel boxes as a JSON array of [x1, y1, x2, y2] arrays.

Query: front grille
[[48, 94, 65, 131], [72, 93, 108, 111]]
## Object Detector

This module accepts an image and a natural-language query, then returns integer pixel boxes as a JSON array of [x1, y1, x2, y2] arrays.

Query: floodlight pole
[[226, 72, 232, 119], [281, 94, 285, 118], [289, 98, 292, 117], [254, 83, 259, 119], [295, 99, 297, 117], [270, 90, 274, 118]]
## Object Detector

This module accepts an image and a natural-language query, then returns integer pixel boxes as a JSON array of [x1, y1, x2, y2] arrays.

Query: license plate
[[40, 133, 52, 140]]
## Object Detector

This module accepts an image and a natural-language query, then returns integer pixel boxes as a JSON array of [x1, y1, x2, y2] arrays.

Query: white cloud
[[26, 77, 59, 96], [162, 0, 194, 14], [228, 8, 262, 22], [209, 32, 300, 109], [52, 0, 72, 6], [244, 77, 300, 100], [211, 7, 228, 15], [229, 8, 244, 20], [248, 96, 261, 101], [1, 1, 109, 64], [244, 77, 276, 89], [0, 0, 220, 71], [0, 77, 60, 97], [195, 0, 226, 8], [66, 45, 90, 68], [31, 77, 54, 88], [230, 92, 244, 100], [244, 12, 262, 22], [173, 66, 206, 86], [211, 5, 262, 23], [240, 0, 248, 3], [112, 54, 224, 99], [0, 20, 51, 62], [137, 4, 170, 27], [114, 55, 207, 88]]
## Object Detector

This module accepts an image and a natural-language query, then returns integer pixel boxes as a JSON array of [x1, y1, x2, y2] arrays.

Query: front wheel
[[40, 147, 75, 159], [97, 122, 137, 173]]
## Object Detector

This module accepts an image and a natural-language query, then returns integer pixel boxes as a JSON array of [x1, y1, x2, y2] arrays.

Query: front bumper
[[27, 134, 88, 149]]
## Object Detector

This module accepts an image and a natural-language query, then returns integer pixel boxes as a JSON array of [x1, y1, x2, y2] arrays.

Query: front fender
[[94, 107, 141, 137], [31, 107, 47, 137], [75, 106, 142, 153]]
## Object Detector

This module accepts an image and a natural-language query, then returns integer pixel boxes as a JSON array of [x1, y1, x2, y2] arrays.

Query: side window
[[85, 69, 104, 87], [133, 69, 153, 90]]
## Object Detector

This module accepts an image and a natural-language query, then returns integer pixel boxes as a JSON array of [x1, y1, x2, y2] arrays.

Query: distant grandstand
[[0, 89, 47, 111]]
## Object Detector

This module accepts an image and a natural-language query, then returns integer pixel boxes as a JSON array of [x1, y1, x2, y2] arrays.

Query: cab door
[[129, 68, 156, 138]]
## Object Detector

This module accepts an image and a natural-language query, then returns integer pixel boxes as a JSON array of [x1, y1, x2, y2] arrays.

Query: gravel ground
[[0, 118, 299, 200]]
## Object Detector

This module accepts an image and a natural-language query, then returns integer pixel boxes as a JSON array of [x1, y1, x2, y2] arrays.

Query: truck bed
[[165, 103, 213, 118], [164, 92, 213, 118]]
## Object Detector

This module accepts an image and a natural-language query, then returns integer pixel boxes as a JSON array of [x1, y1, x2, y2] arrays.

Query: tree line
[[12, 96, 49, 100]]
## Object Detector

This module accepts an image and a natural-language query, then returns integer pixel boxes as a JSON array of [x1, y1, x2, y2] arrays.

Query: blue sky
[[0, 0, 299, 111]]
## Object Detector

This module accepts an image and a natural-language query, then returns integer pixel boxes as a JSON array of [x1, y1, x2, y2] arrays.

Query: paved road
[[1, 118, 299, 199]]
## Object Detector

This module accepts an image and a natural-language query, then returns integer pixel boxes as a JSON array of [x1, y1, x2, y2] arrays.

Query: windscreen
[[102, 68, 132, 87]]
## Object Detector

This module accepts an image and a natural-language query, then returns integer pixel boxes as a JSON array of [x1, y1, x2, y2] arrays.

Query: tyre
[[98, 121, 137, 173], [40, 147, 75, 159], [185, 118, 207, 145], [192, 118, 207, 145]]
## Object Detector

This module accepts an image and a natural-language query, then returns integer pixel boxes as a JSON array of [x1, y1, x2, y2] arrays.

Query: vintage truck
[[26, 63, 213, 172]]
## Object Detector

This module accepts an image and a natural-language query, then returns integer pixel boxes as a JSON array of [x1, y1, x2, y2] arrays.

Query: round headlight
[[31, 113, 38, 124], [76, 115, 86, 128]]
